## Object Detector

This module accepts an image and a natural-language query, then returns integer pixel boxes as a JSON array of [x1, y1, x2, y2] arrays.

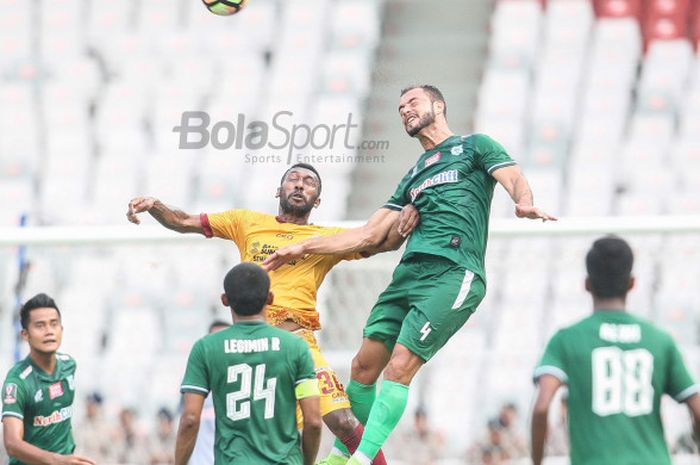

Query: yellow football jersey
[[201, 209, 362, 330]]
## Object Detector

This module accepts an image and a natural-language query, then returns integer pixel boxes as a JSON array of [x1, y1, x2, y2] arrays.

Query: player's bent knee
[[383, 345, 424, 385], [351, 355, 382, 385], [323, 408, 358, 438]]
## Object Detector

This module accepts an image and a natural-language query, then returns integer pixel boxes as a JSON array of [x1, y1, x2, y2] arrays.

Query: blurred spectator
[[479, 445, 503, 465], [466, 419, 511, 464], [74, 392, 111, 461], [496, 402, 527, 457], [672, 430, 699, 454], [109, 407, 149, 464], [386, 407, 445, 465], [149, 407, 176, 465], [189, 320, 231, 465]]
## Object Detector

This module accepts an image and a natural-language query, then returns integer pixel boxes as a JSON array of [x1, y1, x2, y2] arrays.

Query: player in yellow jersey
[[126, 163, 418, 465]]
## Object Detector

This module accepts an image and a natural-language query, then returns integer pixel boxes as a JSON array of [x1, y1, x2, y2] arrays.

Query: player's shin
[[355, 380, 409, 460], [331, 380, 377, 458]]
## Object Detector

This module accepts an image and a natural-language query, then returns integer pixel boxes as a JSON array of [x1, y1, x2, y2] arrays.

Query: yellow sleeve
[[202, 209, 248, 247]]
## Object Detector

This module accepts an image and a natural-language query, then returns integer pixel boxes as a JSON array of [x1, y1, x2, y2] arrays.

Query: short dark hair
[[280, 163, 322, 193], [586, 236, 634, 299], [20, 293, 61, 330], [223, 263, 270, 316], [400, 84, 447, 117], [208, 320, 231, 333]]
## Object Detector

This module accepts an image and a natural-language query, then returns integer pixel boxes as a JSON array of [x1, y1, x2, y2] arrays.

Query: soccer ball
[[202, 0, 248, 16]]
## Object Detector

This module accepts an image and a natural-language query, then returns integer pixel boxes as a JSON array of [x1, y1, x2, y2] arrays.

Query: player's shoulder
[[56, 352, 77, 370], [4, 359, 34, 385]]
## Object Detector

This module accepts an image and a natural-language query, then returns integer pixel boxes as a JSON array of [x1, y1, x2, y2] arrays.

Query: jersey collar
[[26, 355, 64, 382]]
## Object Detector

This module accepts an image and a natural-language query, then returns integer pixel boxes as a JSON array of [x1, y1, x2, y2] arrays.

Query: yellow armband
[[295, 378, 320, 400]]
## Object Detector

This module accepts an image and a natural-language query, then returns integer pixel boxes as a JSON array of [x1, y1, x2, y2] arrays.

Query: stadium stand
[[1, 0, 699, 464]]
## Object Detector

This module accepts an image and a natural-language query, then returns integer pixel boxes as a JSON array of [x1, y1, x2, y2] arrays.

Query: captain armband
[[295, 378, 320, 400]]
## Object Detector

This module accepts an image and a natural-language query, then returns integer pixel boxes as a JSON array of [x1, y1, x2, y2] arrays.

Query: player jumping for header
[[265, 84, 557, 465]]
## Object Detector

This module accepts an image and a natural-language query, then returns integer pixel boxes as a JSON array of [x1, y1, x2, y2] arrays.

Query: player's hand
[[126, 196, 157, 224], [397, 204, 420, 237], [57, 454, 97, 465], [515, 204, 557, 222], [263, 243, 306, 272]]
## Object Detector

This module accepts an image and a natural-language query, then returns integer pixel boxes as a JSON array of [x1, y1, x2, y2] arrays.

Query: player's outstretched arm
[[2, 417, 96, 465], [490, 165, 557, 222], [126, 196, 204, 234], [263, 207, 407, 271], [299, 395, 322, 465], [530, 374, 562, 465], [174, 393, 205, 465], [367, 203, 420, 253]]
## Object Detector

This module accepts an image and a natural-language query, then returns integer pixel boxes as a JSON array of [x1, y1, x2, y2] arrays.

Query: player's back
[[186, 322, 313, 465], [538, 310, 694, 465]]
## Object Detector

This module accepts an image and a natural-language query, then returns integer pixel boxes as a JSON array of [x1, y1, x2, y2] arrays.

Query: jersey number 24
[[227, 363, 278, 421]]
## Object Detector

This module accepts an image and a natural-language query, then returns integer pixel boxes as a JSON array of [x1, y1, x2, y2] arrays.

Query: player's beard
[[406, 108, 435, 137], [280, 194, 315, 217]]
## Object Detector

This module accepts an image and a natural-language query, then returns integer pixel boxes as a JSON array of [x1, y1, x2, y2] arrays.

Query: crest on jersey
[[450, 145, 463, 156], [34, 389, 43, 403], [3, 384, 17, 404]]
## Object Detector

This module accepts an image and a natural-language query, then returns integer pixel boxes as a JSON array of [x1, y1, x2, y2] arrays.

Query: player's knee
[[383, 347, 423, 385], [323, 409, 358, 439], [351, 355, 381, 384]]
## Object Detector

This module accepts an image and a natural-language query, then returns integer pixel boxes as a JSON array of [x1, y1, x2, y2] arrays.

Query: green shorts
[[363, 253, 486, 362]]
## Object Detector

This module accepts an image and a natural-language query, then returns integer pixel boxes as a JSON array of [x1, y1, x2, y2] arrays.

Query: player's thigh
[[363, 262, 412, 354], [398, 267, 486, 362]]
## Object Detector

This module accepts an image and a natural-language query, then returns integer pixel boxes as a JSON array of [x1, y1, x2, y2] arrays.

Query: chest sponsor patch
[[48, 382, 64, 400], [3, 384, 17, 404], [425, 152, 441, 168], [33, 407, 73, 427], [409, 169, 459, 201]]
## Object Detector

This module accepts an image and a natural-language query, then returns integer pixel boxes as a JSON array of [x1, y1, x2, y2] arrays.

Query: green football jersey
[[384, 133, 515, 280], [180, 321, 316, 465], [534, 311, 699, 465], [1, 353, 77, 464]]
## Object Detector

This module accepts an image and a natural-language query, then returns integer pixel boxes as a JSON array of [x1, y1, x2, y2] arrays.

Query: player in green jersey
[[175, 263, 323, 465], [1, 294, 94, 465], [264, 84, 557, 465], [531, 236, 700, 465]]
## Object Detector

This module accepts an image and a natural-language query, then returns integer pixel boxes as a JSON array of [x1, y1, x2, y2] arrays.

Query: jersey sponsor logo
[[3, 384, 18, 404], [275, 233, 294, 240], [20, 366, 32, 380], [450, 145, 463, 156], [34, 389, 43, 403], [409, 169, 459, 201], [599, 323, 641, 343], [224, 337, 281, 354], [425, 152, 441, 168], [33, 407, 73, 427], [48, 382, 64, 400]]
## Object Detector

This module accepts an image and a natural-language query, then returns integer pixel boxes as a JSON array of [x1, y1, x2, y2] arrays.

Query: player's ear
[[20, 328, 28, 342], [275, 187, 281, 199], [628, 276, 636, 291], [267, 291, 274, 306], [221, 293, 229, 307], [314, 196, 321, 209], [584, 277, 592, 293], [434, 100, 445, 116]]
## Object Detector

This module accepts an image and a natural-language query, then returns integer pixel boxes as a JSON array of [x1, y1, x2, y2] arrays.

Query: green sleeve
[[2, 376, 28, 420], [472, 134, 517, 175], [383, 171, 411, 211], [533, 330, 568, 384], [180, 339, 210, 396], [293, 340, 316, 385], [666, 341, 699, 402]]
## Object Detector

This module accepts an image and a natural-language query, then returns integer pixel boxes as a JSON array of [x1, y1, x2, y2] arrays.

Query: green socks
[[332, 380, 377, 456], [356, 380, 409, 459]]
